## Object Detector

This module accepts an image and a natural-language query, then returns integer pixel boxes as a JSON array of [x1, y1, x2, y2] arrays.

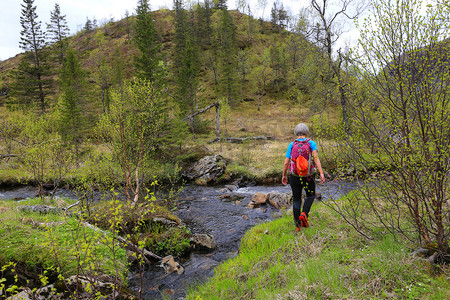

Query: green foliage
[[146, 225, 191, 256], [0, 198, 128, 285], [188, 204, 450, 299], [89, 31, 114, 114], [46, 3, 70, 64], [133, 0, 162, 83], [84, 186, 189, 256], [12, 0, 52, 114], [57, 46, 88, 144], [218, 9, 239, 106], [346, 0, 450, 254], [173, 0, 201, 132], [97, 77, 175, 202]]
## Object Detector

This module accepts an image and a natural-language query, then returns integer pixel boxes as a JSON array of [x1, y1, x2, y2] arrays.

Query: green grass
[[0, 197, 128, 284], [187, 203, 450, 299]]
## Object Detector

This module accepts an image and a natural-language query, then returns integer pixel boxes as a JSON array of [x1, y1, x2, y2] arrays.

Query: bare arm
[[312, 149, 325, 183], [282, 157, 290, 185]]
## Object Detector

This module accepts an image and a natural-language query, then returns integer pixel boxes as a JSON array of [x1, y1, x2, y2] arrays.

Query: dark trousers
[[289, 174, 316, 227]]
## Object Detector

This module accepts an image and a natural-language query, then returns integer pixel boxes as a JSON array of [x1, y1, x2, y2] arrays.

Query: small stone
[[218, 193, 231, 199]]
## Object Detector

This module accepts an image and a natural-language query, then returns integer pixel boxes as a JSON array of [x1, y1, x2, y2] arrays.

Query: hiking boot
[[296, 227, 301, 232], [299, 212, 309, 228]]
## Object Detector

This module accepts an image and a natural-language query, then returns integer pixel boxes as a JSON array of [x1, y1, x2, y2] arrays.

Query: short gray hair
[[294, 123, 309, 136]]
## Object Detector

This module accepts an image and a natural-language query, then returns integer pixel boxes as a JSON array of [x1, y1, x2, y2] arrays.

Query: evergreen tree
[[217, 8, 238, 106], [269, 37, 288, 92], [11, 0, 50, 113], [84, 17, 93, 32], [8, 60, 36, 111], [173, 0, 188, 72], [57, 47, 87, 145], [214, 0, 228, 10], [124, 9, 131, 40], [194, 0, 213, 49], [270, 1, 288, 30], [270, 1, 279, 28], [133, 0, 162, 83], [47, 3, 70, 64], [173, 0, 200, 131]]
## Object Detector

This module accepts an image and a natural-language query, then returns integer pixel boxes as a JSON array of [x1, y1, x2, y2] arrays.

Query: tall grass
[[187, 201, 450, 299]]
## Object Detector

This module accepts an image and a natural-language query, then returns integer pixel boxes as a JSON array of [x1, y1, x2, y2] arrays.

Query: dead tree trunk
[[183, 102, 221, 140]]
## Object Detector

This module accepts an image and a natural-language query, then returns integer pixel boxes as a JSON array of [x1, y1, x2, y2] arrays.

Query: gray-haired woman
[[282, 123, 325, 231]]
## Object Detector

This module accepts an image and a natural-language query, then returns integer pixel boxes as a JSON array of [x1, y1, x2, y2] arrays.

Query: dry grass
[[198, 99, 338, 178]]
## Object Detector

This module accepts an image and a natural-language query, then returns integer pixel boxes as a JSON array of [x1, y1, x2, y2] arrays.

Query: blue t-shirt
[[285, 138, 318, 159]]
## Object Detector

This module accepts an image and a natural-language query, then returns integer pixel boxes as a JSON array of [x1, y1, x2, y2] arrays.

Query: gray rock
[[191, 233, 216, 251], [185, 155, 226, 183], [152, 217, 178, 227], [267, 192, 292, 209], [11, 275, 134, 299], [20, 205, 61, 215]]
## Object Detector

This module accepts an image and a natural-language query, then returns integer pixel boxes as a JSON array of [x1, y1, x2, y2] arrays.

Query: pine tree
[[214, 0, 228, 10], [173, 0, 201, 133], [133, 0, 162, 83], [173, 0, 188, 72], [194, 0, 213, 49], [11, 0, 50, 113], [57, 47, 87, 145], [47, 3, 70, 64], [84, 17, 93, 32], [217, 8, 238, 106]]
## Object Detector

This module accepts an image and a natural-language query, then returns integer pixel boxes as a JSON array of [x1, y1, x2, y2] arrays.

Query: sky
[[0, 0, 349, 61], [0, 0, 176, 60]]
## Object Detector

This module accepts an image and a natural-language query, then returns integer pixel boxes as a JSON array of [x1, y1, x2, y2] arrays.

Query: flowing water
[[0, 180, 359, 299], [127, 180, 359, 299]]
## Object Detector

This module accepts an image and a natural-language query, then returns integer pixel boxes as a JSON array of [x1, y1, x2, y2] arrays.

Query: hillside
[[0, 8, 328, 113]]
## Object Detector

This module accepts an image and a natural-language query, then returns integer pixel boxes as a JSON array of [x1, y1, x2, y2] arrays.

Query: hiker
[[282, 123, 325, 231]]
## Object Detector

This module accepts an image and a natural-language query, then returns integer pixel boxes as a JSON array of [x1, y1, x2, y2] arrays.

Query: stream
[[0, 180, 359, 299]]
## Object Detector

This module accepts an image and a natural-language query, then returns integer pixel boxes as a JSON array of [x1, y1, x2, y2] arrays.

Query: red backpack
[[289, 139, 315, 177]]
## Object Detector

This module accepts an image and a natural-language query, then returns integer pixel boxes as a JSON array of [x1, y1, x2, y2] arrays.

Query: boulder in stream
[[160, 255, 185, 275], [252, 192, 268, 205], [184, 155, 227, 184], [267, 192, 292, 209], [191, 233, 216, 252]]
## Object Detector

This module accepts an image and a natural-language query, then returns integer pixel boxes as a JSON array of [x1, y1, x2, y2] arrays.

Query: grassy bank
[[0, 197, 128, 295], [187, 200, 450, 299]]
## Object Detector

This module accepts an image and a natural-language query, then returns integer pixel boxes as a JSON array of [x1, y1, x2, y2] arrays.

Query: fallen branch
[[0, 154, 22, 159], [208, 136, 274, 144], [182, 102, 219, 121], [115, 235, 162, 262], [63, 201, 80, 212], [80, 222, 163, 263]]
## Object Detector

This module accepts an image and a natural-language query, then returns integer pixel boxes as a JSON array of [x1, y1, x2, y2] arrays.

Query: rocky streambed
[[127, 180, 359, 299], [0, 180, 359, 299]]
